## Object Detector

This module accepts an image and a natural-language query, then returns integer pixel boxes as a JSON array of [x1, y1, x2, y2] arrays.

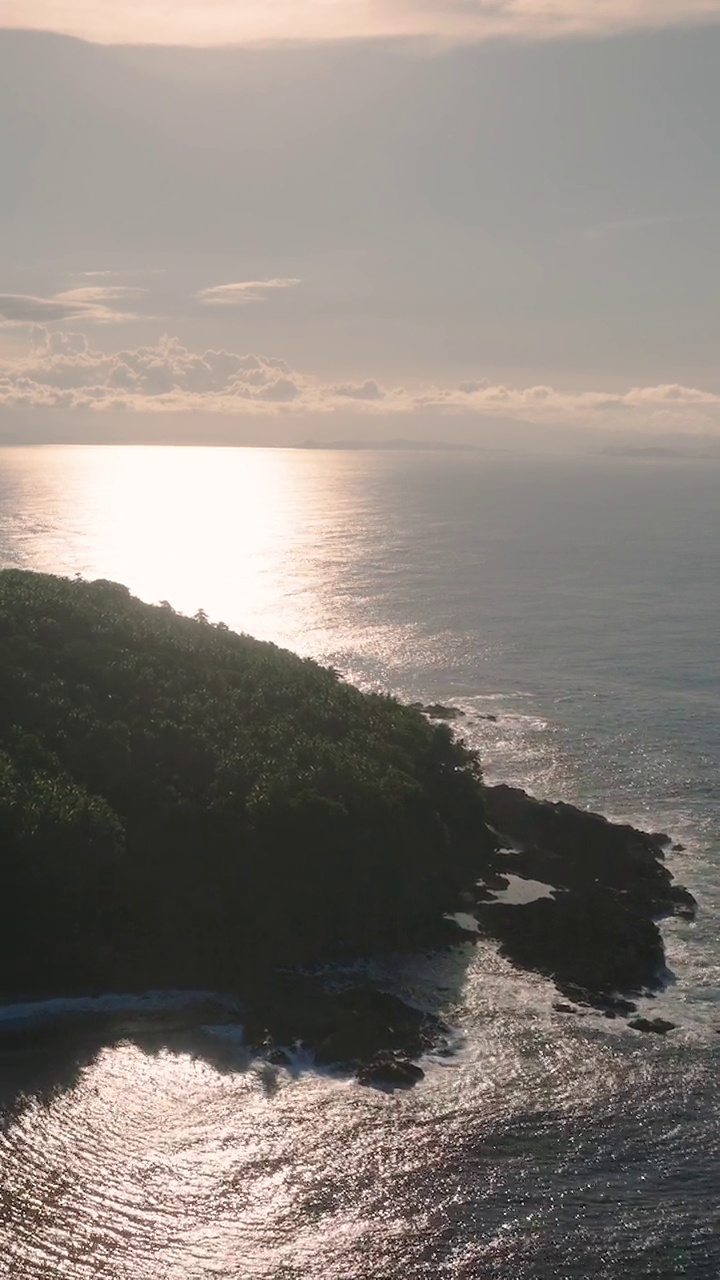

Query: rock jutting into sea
[[628, 1017, 677, 1035], [473, 785, 696, 1012], [409, 702, 466, 720]]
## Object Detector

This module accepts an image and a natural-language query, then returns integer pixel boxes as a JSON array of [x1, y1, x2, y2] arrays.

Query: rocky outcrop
[[628, 1017, 677, 1035], [409, 702, 465, 720], [237, 981, 448, 1071], [470, 785, 697, 1011], [483, 785, 694, 919], [356, 1052, 425, 1088]]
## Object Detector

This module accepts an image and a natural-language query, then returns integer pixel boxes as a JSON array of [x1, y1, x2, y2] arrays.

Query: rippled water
[[0, 445, 718, 1277]]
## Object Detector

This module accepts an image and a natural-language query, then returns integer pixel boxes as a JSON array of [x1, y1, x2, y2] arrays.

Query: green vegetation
[[0, 570, 492, 997]]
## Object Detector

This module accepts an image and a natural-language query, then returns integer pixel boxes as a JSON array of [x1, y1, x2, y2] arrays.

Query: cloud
[[0, 288, 143, 326], [0, 332, 304, 411], [3, 0, 718, 45], [391, 0, 720, 42], [327, 379, 387, 400], [1, 330, 720, 435], [0, 295, 84, 325], [198, 280, 302, 306]]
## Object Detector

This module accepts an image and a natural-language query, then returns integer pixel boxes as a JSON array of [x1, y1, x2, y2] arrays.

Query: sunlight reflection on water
[[0, 446, 500, 674], [1, 959, 717, 1279], [0, 446, 339, 646]]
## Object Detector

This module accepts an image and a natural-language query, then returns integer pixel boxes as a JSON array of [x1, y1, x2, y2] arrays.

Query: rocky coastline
[[248, 782, 698, 1081], [0, 572, 698, 1091], [0, 781, 696, 1090], [477, 784, 695, 1006]]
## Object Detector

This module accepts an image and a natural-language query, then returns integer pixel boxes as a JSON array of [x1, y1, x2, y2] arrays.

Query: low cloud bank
[[1, 330, 719, 436]]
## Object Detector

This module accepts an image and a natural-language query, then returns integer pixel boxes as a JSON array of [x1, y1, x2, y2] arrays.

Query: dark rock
[[670, 888, 697, 920], [477, 713, 499, 722], [266, 1047, 293, 1066], [552, 1002, 577, 1014], [483, 785, 696, 920], [410, 702, 465, 720], [473, 784, 696, 1009], [558, 983, 594, 1007], [485, 786, 677, 893], [476, 891, 666, 1006], [628, 1017, 676, 1035], [602, 996, 637, 1017], [671, 843, 686, 853], [241, 980, 445, 1070], [356, 1052, 425, 1088], [314, 988, 444, 1066]]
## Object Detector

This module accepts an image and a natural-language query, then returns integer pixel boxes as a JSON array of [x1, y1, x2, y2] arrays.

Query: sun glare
[[6, 446, 324, 643]]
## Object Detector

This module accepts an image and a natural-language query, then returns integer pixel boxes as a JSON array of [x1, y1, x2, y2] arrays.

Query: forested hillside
[[0, 570, 492, 996]]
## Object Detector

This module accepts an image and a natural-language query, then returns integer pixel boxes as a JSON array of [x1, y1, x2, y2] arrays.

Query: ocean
[[0, 443, 718, 1278]]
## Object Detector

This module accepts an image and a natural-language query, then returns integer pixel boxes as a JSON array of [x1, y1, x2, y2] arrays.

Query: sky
[[1, 3, 720, 446]]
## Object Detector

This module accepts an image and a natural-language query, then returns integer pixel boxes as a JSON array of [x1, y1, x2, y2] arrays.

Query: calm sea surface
[[0, 444, 718, 1278]]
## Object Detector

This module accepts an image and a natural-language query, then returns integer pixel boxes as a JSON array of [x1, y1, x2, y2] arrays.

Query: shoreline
[[0, 573, 701, 1091], [0, 782, 697, 1088]]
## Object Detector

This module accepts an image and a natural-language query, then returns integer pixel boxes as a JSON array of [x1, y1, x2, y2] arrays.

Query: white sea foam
[[0, 990, 242, 1028]]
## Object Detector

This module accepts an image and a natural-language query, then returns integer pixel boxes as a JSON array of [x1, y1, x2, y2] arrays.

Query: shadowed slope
[[0, 570, 493, 998]]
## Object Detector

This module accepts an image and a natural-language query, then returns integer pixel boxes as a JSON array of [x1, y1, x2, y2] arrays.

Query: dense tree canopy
[[0, 571, 492, 997]]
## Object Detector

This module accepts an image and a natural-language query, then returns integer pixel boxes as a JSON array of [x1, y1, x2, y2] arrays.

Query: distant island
[[598, 442, 720, 459], [0, 572, 696, 1081], [599, 444, 683, 458], [298, 438, 483, 451]]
